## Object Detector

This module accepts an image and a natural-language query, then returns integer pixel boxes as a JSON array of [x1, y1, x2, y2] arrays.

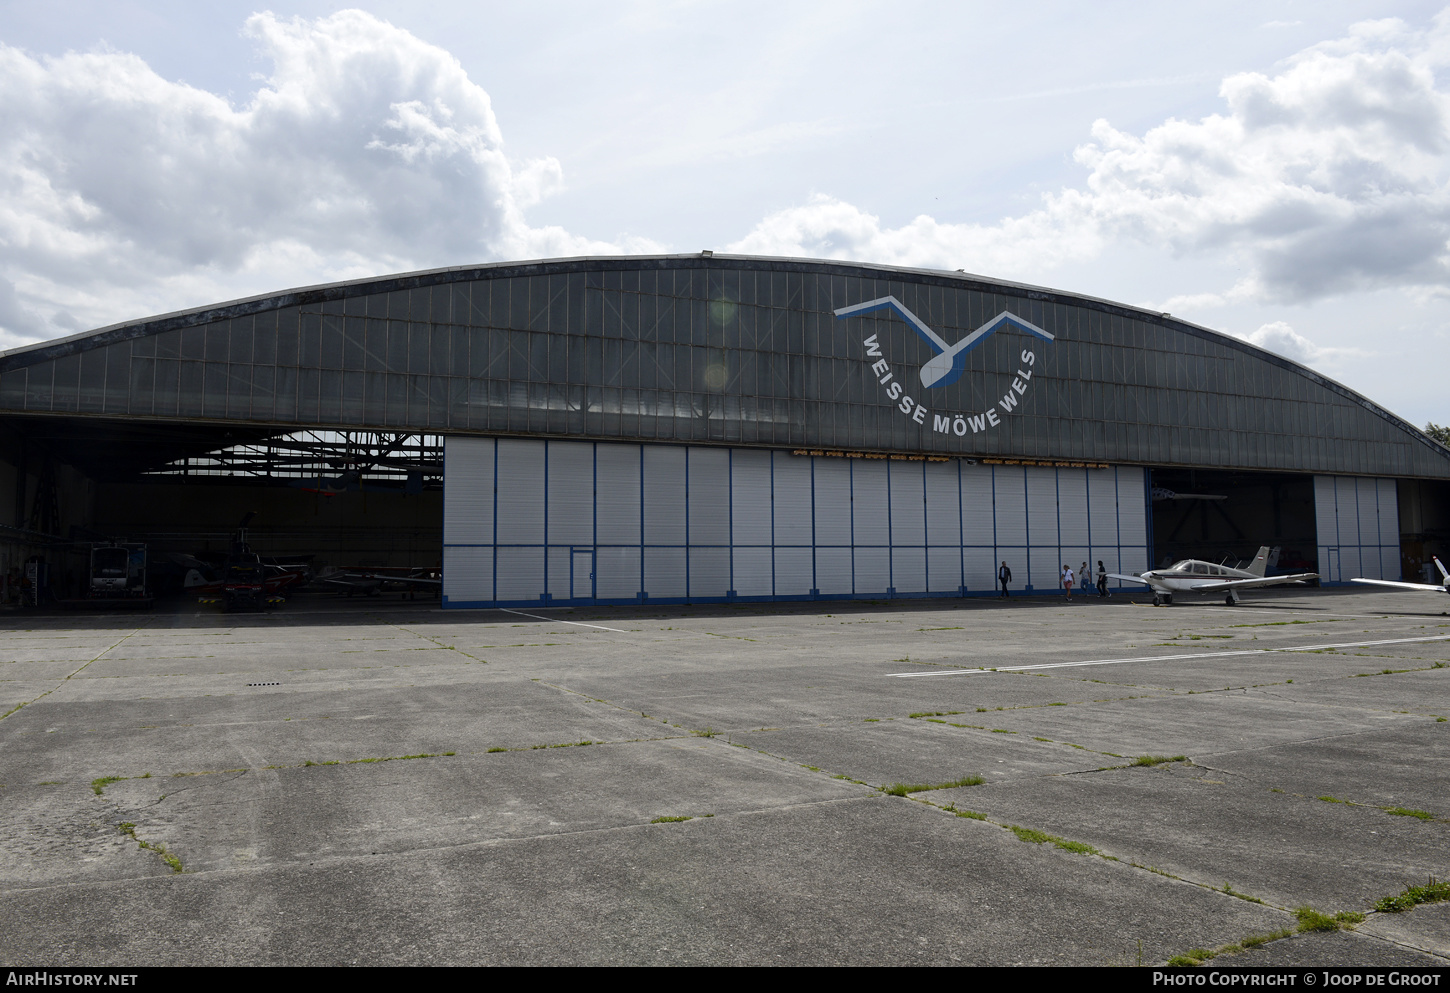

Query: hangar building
[[0, 254, 1446, 607]]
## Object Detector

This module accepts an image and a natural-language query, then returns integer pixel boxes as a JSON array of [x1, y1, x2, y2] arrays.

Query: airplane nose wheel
[[1153, 594, 1171, 606]]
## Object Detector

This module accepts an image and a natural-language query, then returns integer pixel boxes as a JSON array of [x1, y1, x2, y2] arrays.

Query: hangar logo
[[833, 297, 1055, 437]]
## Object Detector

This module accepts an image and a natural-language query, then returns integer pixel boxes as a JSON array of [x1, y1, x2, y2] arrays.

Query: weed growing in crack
[[650, 815, 693, 823], [117, 822, 183, 873], [1131, 755, 1187, 767], [1375, 877, 1450, 913], [1221, 884, 1265, 905], [91, 776, 125, 795], [1385, 807, 1434, 820], [1008, 825, 1099, 855], [1295, 907, 1363, 932], [881, 776, 984, 796]]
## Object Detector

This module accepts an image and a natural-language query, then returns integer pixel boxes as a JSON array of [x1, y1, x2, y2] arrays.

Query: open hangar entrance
[[0, 413, 441, 604], [1147, 467, 1319, 575], [1147, 466, 1409, 583], [1397, 477, 1450, 584]]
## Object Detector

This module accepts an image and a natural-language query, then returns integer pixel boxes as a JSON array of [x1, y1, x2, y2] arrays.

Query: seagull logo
[[833, 296, 1054, 388]]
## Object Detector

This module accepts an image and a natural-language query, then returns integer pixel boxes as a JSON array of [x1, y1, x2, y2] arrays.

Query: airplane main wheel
[[1225, 594, 1235, 606]]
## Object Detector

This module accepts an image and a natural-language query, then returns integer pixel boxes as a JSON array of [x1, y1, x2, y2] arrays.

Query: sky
[[2, 1, 1449, 429]]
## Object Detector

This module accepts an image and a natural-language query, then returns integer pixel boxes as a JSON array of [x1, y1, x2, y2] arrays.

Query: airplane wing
[[1350, 578, 1449, 593], [1107, 573, 1154, 586], [1188, 573, 1318, 592], [338, 569, 442, 588]]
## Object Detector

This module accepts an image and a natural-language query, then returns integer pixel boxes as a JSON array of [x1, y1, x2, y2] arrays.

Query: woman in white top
[[1062, 564, 1074, 600]]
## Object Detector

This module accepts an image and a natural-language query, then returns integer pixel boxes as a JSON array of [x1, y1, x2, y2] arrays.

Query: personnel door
[[570, 549, 595, 602]]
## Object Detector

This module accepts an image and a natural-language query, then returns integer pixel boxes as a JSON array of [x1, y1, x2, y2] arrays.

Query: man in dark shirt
[[998, 561, 1012, 598]]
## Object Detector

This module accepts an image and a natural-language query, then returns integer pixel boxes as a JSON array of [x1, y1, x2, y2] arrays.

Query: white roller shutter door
[[731, 449, 773, 547], [960, 464, 995, 548], [1026, 466, 1060, 590], [1117, 467, 1148, 555], [644, 548, 687, 597], [851, 460, 889, 546], [443, 546, 493, 603], [815, 547, 853, 594], [812, 458, 852, 547], [890, 462, 926, 550], [596, 545, 640, 600], [854, 546, 890, 596], [1058, 469, 1089, 547], [443, 436, 494, 546], [643, 446, 687, 546], [892, 547, 926, 593], [596, 444, 641, 545], [687, 447, 730, 546], [1088, 468, 1119, 576], [964, 546, 997, 593], [774, 547, 813, 595], [732, 547, 772, 596], [773, 454, 813, 546], [993, 467, 1027, 547], [496, 547, 544, 602], [924, 461, 961, 546], [689, 547, 730, 597], [547, 442, 594, 546]]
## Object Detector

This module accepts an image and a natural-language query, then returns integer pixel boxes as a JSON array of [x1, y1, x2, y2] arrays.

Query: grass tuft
[[91, 776, 125, 795], [1375, 878, 1450, 913], [1385, 807, 1434, 820], [1008, 824, 1099, 855], [1295, 906, 1362, 932], [1239, 929, 1294, 949], [881, 776, 984, 796], [1222, 884, 1265, 905], [1131, 755, 1187, 767], [650, 815, 692, 824]]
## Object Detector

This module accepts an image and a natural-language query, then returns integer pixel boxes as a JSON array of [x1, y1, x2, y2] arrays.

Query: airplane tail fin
[[1436, 556, 1449, 584], [1246, 546, 1271, 577]]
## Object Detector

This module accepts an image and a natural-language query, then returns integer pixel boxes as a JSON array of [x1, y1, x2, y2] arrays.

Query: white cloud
[[0, 10, 655, 342], [1237, 320, 1366, 365], [729, 14, 1450, 304]]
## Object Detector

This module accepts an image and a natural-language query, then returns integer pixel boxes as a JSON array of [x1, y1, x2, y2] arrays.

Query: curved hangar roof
[[1, 254, 1447, 480]]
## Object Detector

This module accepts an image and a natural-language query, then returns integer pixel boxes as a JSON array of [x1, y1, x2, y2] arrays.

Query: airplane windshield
[[1170, 560, 1194, 572]]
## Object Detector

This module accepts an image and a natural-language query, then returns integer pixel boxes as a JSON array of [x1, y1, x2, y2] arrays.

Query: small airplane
[[1109, 545, 1319, 606], [1151, 487, 1228, 502], [1350, 557, 1449, 598]]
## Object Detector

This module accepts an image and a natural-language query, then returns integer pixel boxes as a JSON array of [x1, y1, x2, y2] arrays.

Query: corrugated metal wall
[[1315, 475, 1401, 582], [443, 437, 1148, 607]]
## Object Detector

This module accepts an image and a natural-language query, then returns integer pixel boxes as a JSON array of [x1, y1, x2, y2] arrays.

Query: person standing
[[1078, 561, 1091, 593], [998, 561, 1012, 598], [1062, 563, 1074, 600], [1096, 560, 1110, 598]]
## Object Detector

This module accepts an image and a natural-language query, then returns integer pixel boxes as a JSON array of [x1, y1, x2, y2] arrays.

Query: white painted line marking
[[886, 634, 1450, 677], [497, 608, 627, 633]]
